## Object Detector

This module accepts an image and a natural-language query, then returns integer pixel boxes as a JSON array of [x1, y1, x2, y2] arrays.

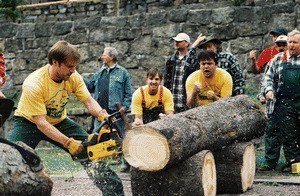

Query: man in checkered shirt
[[164, 33, 200, 113], [261, 29, 300, 172], [197, 35, 245, 96]]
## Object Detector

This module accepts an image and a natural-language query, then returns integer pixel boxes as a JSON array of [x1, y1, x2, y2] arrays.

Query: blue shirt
[[84, 63, 132, 112]]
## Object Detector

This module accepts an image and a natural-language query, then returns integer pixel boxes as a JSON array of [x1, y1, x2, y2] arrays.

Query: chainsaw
[[82, 111, 125, 161]]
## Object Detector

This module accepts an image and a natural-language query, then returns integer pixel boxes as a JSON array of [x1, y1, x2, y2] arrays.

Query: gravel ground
[[51, 171, 300, 196]]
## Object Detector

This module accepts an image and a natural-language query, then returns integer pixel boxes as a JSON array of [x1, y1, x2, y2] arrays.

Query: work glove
[[63, 138, 83, 156], [97, 109, 109, 122]]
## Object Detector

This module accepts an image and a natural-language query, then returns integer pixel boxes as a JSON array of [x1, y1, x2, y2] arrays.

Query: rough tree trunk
[[123, 95, 266, 171], [0, 142, 53, 195], [131, 150, 216, 196], [214, 142, 256, 194]]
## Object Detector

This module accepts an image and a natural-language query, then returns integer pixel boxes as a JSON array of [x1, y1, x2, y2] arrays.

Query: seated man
[[132, 68, 174, 127], [186, 51, 233, 108]]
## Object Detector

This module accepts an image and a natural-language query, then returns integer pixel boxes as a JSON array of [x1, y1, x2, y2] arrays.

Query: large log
[[123, 95, 266, 171], [0, 142, 53, 195], [214, 142, 256, 194], [131, 150, 216, 196]]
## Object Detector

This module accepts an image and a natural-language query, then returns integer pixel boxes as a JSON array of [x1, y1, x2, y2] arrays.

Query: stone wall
[[1, 0, 299, 133]]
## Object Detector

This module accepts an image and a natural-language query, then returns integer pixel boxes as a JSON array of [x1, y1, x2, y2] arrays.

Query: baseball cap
[[172, 33, 190, 43], [198, 35, 222, 49], [275, 35, 288, 44], [270, 27, 288, 36]]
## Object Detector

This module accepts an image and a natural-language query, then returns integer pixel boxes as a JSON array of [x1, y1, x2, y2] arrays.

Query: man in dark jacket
[[164, 33, 200, 113]]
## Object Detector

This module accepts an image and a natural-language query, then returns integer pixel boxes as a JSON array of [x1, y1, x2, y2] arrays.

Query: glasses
[[276, 43, 287, 47]]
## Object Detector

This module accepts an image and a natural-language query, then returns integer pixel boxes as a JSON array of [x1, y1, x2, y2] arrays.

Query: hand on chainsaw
[[97, 109, 109, 122], [64, 137, 84, 156]]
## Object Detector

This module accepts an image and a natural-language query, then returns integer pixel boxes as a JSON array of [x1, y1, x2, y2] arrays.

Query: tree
[[0, 0, 24, 22]]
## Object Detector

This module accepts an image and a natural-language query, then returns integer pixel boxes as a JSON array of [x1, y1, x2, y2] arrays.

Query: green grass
[[36, 144, 122, 176], [255, 144, 300, 177], [36, 146, 83, 175]]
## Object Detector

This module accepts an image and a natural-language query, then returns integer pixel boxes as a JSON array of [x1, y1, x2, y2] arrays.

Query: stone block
[[212, 7, 235, 25], [188, 9, 212, 25]]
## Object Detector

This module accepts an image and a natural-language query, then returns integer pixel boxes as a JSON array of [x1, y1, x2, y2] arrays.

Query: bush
[[0, 0, 24, 22]]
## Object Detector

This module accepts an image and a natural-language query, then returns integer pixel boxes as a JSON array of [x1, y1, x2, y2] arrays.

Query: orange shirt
[[256, 47, 278, 73]]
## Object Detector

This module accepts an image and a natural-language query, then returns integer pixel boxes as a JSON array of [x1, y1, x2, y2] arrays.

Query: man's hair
[[288, 29, 300, 37], [198, 51, 218, 64], [48, 40, 81, 65], [104, 47, 118, 62], [147, 68, 163, 80], [204, 41, 222, 53]]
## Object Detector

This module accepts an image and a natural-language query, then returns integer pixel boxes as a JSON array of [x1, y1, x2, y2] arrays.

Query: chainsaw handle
[[82, 133, 98, 147]]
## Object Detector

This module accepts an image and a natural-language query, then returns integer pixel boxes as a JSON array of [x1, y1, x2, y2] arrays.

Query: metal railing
[[18, 0, 94, 8]]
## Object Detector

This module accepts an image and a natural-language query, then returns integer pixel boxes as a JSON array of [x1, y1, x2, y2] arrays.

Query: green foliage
[[0, 0, 24, 22]]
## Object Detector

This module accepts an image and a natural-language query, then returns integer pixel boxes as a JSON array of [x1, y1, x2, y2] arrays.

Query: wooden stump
[[0, 142, 53, 195], [123, 95, 266, 171], [214, 142, 256, 194], [131, 150, 216, 196]]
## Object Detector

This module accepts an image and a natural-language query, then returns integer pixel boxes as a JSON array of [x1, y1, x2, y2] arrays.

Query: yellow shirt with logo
[[185, 68, 232, 106], [131, 85, 174, 116], [15, 64, 90, 125]]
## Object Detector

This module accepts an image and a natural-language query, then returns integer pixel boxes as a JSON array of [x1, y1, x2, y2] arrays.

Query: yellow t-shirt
[[185, 68, 233, 106], [15, 64, 90, 125], [131, 85, 174, 116]]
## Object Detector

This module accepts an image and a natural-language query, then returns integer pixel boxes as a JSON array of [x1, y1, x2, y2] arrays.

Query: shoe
[[258, 164, 276, 171], [120, 162, 131, 173]]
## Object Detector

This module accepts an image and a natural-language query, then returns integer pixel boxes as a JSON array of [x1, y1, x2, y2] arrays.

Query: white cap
[[172, 33, 190, 43], [275, 35, 288, 44]]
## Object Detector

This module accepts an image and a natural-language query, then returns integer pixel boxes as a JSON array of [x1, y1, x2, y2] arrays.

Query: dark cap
[[270, 27, 288, 36], [198, 35, 222, 49]]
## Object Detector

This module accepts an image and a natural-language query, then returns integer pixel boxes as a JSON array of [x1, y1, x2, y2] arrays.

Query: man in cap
[[258, 35, 288, 106], [249, 27, 288, 74], [260, 29, 300, 173], [194, 34, 245, 96], [164, 33, 201, 113]]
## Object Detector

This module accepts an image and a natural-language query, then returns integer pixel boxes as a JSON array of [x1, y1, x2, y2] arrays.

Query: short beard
[[177, 47, 185, 52]]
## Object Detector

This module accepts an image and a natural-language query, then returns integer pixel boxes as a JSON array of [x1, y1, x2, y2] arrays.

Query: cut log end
[[241, 143, 256, 191], [202, 151, 217, 196], [215, 142, 256, 194], [123, 127, 170, 171]]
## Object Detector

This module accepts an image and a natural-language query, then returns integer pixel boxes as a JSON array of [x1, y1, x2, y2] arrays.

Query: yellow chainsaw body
[[86, 126, 121, 161]]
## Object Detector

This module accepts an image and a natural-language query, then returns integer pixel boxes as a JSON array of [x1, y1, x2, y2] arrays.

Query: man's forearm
[[84, 96, 103, 118], [33, 116, 69, 145]]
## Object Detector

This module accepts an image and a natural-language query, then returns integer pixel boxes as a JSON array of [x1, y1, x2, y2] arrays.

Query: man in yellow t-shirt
[[186, 51, 233, 108], [7, 41, 124, 195], [132, 68, 174, 126]]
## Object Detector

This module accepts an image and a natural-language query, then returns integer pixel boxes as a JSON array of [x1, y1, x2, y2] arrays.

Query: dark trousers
[[8, 116, 124, 196], [265, 99, 300, 167]]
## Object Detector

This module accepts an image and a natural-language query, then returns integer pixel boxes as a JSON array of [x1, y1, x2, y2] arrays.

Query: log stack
[[0, 142, 53, 195], [123, 95, 266, 195]]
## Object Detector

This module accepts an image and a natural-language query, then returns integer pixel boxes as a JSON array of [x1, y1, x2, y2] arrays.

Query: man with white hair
[[261, 29, 300, 173], [85, 47, 132, 172], [164, 33, 202, 113]]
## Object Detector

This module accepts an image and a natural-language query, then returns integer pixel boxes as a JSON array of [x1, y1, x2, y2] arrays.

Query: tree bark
[[214, 142, 256, 194], [0, 142, 53, 195], [131, 150, 216, 196], [123, 95, 266, 171]]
